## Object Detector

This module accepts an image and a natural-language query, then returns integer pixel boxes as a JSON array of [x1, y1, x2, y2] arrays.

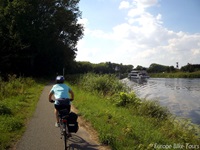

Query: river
[[122, 78, 200, 125]]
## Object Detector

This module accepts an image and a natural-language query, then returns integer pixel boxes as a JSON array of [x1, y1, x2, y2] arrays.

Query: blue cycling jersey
[[50, 83, 71, 99]]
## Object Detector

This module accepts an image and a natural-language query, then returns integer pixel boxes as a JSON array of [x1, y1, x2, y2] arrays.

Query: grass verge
[[0, 75, 46, 149]]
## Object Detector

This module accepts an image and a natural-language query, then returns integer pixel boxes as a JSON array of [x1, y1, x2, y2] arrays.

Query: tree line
[[70, 62, 200, 75], [180, 63, 200, 72], [147, 63, 200, 73], [0, 0, 83, 76], [69, 61, 133, 75]]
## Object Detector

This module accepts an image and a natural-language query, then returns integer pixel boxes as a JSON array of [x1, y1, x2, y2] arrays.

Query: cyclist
[[49, 75, 74, 127]]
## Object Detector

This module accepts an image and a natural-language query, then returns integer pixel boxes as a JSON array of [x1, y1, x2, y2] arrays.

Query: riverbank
[[68, 73, 200, 149], [149, 71, 200, 78]]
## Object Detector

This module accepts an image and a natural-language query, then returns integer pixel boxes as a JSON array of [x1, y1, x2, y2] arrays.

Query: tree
[[180, 63, 200, 72], [148, 63, 168, 73], [135, 65, 146, 70], [0, 0, 83, 76]]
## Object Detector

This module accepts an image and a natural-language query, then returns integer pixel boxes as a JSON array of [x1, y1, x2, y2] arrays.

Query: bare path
[[14, 84, 109, 150]]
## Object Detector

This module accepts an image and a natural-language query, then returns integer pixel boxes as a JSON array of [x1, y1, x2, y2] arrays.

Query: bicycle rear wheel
[[63, 124, 68, 150]]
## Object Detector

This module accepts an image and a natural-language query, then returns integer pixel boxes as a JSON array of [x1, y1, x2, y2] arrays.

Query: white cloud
[[77, 0, 200, 67], [128, 7, 144, 17], [134, 0, 158, 8], [192, 49, 200, 55], [119, 1, 130, 9]]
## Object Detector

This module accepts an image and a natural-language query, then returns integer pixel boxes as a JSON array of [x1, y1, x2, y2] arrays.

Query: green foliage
[[150, 71, 200, 78], [0, 75, 35, 99], [0, 116, 23, 132], [116, 92, 141, 107], [100, 133, 117, 147], [79, 73, 128, 95], [0, 0, 83, 75], [0, 75, 45, 149], [112, 92, 169, 120], [68, 74, 200, 149], [181, 64, 200, 72], [78, 74, 170, 121], [148, 63, 176, 73], [70, 81, 200, 150], [74, 61, 133, 75], [145, 63, 200, 76], [0, 104, 12, 115], [137, 100, 170, 120]]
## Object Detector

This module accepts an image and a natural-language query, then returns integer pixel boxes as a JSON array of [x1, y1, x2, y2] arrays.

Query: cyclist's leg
[[67, 105, 71, 112], [55, 108, 59, 123]]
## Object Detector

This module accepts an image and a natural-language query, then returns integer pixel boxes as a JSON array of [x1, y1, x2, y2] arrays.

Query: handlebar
[[49, 98, 73, 103], [49, 100, 55, 103]]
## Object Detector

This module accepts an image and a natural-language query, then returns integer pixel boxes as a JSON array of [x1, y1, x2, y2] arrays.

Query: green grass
[[150, 71, 200, 78], [1, 74, 199, 149], [69, 73, 200, 150], [0, 75, 46, 149]]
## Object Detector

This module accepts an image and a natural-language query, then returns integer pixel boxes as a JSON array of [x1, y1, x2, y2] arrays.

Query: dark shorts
[[54, 98, 71, 113]]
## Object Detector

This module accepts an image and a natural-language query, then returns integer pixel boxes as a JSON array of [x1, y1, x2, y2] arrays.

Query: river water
[[122, 78, 200, 125]]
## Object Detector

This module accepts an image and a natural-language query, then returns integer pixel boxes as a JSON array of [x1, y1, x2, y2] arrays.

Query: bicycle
[[59, 108, 71, 149], [50, 99, 73, 150]]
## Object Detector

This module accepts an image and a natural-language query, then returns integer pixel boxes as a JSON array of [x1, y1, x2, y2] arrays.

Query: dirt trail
[[14, 84, 110, 150]]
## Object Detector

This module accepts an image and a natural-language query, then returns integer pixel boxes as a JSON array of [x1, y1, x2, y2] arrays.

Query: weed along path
[[14, 84, 110, 150]]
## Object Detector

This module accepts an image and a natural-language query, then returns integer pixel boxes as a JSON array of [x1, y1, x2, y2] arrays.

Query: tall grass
[[0, 75, 35, 99], [0, 75, 45, 149], [69, 73, 200, 149], [79, 73, 128, 96], [150, 71, 200, 78]]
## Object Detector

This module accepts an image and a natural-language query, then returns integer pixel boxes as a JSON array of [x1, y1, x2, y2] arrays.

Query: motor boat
[[128, 70, 149, 79]]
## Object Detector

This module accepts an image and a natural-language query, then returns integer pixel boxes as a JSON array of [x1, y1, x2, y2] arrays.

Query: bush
[[137, 100, 170, 120], [0, 75, 36, 99], [0, 116, 23, 132], [0, 104, 12, 115], [115, 92, 141, 107], [80, 73, 127, 96]]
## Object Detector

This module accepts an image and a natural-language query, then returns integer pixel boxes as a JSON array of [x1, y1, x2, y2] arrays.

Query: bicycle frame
[[58, 110, 70, 150]]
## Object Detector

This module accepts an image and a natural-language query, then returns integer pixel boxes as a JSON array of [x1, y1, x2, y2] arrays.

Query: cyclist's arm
[[48, 91, 54, 102], [69, 89, 74, 100]]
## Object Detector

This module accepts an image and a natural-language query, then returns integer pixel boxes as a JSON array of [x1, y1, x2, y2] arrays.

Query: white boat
[[128, 70, 149, 79]]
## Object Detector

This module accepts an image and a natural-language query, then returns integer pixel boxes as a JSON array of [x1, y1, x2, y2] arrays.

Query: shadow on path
[[68, 134, 101, 150]]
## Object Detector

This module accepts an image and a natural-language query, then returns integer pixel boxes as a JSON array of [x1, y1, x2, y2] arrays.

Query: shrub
[[0, 104, 12, 115], [0, 75, 36, 99], [0, 116, 23, 132], [116, 92, 141, 107], [138, 100, 170, 120], [80, 73, 127, 96]]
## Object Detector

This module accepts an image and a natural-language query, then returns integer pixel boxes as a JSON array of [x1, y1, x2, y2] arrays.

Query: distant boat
[[128, 70, 149, 79]]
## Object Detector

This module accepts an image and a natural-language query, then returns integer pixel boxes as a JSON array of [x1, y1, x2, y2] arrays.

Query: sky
[[76, 0, 200, 68]]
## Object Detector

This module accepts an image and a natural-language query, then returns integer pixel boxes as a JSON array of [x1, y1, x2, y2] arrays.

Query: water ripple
[[123, 78, 200, 125]]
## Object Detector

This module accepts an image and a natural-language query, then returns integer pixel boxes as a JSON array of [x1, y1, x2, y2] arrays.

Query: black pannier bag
[[67, 112, 79, 133]]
